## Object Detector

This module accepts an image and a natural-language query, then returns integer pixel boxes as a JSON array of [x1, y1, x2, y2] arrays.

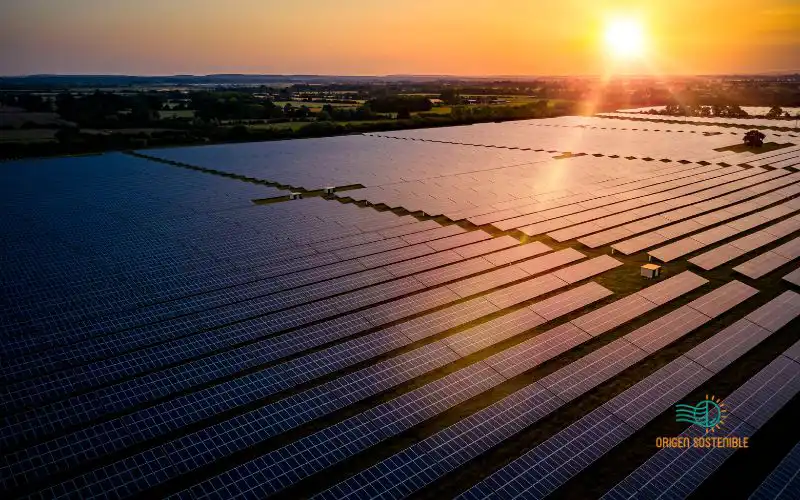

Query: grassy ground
[[81, 128, 181, 135], [0, 129, 57, 143], [243, 119, 394, 131], [158, 109, 195, 119], [272, 101, 360, 113]]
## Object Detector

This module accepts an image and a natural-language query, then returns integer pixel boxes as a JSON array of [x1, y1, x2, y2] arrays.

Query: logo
[[656, 394, 748, 449], [675, 395, 727, 433]]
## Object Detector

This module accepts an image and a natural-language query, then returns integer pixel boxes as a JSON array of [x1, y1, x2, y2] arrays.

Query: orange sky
[[1, 0, 798, 75]]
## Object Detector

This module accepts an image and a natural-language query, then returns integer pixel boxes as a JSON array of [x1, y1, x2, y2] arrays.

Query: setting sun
[[604, 18, 646, 59]]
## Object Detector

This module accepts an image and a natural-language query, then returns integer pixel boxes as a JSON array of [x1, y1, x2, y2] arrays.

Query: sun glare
[[604, 18, 645, 60]]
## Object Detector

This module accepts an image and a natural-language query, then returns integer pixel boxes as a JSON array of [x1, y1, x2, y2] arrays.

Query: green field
[[244, 119, 393, 131], [158, 109, 196, 119], [0, 129, 57, 143], [272, 101, 361, 113]]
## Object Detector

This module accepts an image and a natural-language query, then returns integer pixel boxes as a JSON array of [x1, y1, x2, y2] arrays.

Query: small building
[[641, 263, 662, 279], [428, 98, 444, 106]]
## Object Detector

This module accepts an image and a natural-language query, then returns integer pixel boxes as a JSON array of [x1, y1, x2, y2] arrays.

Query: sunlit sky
[[1, 0, 798, 76]]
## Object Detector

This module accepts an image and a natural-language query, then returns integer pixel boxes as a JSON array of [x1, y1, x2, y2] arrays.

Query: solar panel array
[[749, 441, 800, 500], [460, 292, 800, 500], [3, 115, 800, 499], [603, 338, 800, 500], [599, 111, 800, 131]]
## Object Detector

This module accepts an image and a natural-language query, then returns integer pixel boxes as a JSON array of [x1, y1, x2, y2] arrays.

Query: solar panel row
[[581, 171, 800, 248], [608, 175, 800, 255], [509, 167, 762, 236], [651, 207, 800, 263], [749, 441, 800, 500], [603, 339, 800, 500], [22, 278, 615, 498], [315, 275, 719, 499], [734, 236, 800, 279], [475, 163, 724, 228], [3, 259, 616, 493], [1, 245, 564, 425], [543, 169, 787, 242], [2, 234, 531, 387], [457, 290, 798, 500]]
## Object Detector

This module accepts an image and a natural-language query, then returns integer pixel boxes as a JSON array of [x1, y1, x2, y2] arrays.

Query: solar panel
[[484, 323, 591, 378], [624, 306, 711, 354], [384, 249, 463, 277], [515, 247, 586, 275], [481, 241, 552, 266], [539, 338, 646, 403], [400, 224, 465, 244], [734, 250, 791, 279], [648, 238, 707, 262], [427, 230, 491, 251], [529, 281, 613, 321], [317, 279, 786, 500], [686, 319, 772, 373], [571, 293, 657, 336], [749, 442, 800, 500], [395, 297, 499, 341], [612, 232, 669, 255], [457, 407, 634, 500], [552, 255, 622, 284], [685, 280, 758, 318], [453, 235, 519, 259], [9, 124, 800, 500], [784, 338, 800, 364], [601, 355, 713, 430], [773, 236, 800, 260], [785, 267, 800, 286], [724, 354, 800, 429], [689, 243, 750, 270], [636, 271, 710, 306], [378, 219, 441, 238], [483, 274, 568, 309], [578, 226, 635, 248], [334, 237, 411, 260], [444, 307, 547, 356], [445, 264, 526, 298], [317, 381, 562, 500], [414, 257, 495, 288]]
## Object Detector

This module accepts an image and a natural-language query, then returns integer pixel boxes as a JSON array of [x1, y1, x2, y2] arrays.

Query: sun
[[604, 18, 645, 59]]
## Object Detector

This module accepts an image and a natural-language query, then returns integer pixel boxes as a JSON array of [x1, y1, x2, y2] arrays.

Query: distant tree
[[439, 88, 461, 106], [766, 106, 783, 119], [317, 111, 332, 121], [229, 125, 250, 139], [55, 127, 80, 144], [743, 130, 765, 147], [368, 96, 432, 114], [397, 108, 411, 120]]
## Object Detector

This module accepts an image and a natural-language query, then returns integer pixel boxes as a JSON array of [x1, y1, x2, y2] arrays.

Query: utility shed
[[641, 263, 662, 279]]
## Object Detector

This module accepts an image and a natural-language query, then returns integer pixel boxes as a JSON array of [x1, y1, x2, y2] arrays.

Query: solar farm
[[2, 114, 800, 499]]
